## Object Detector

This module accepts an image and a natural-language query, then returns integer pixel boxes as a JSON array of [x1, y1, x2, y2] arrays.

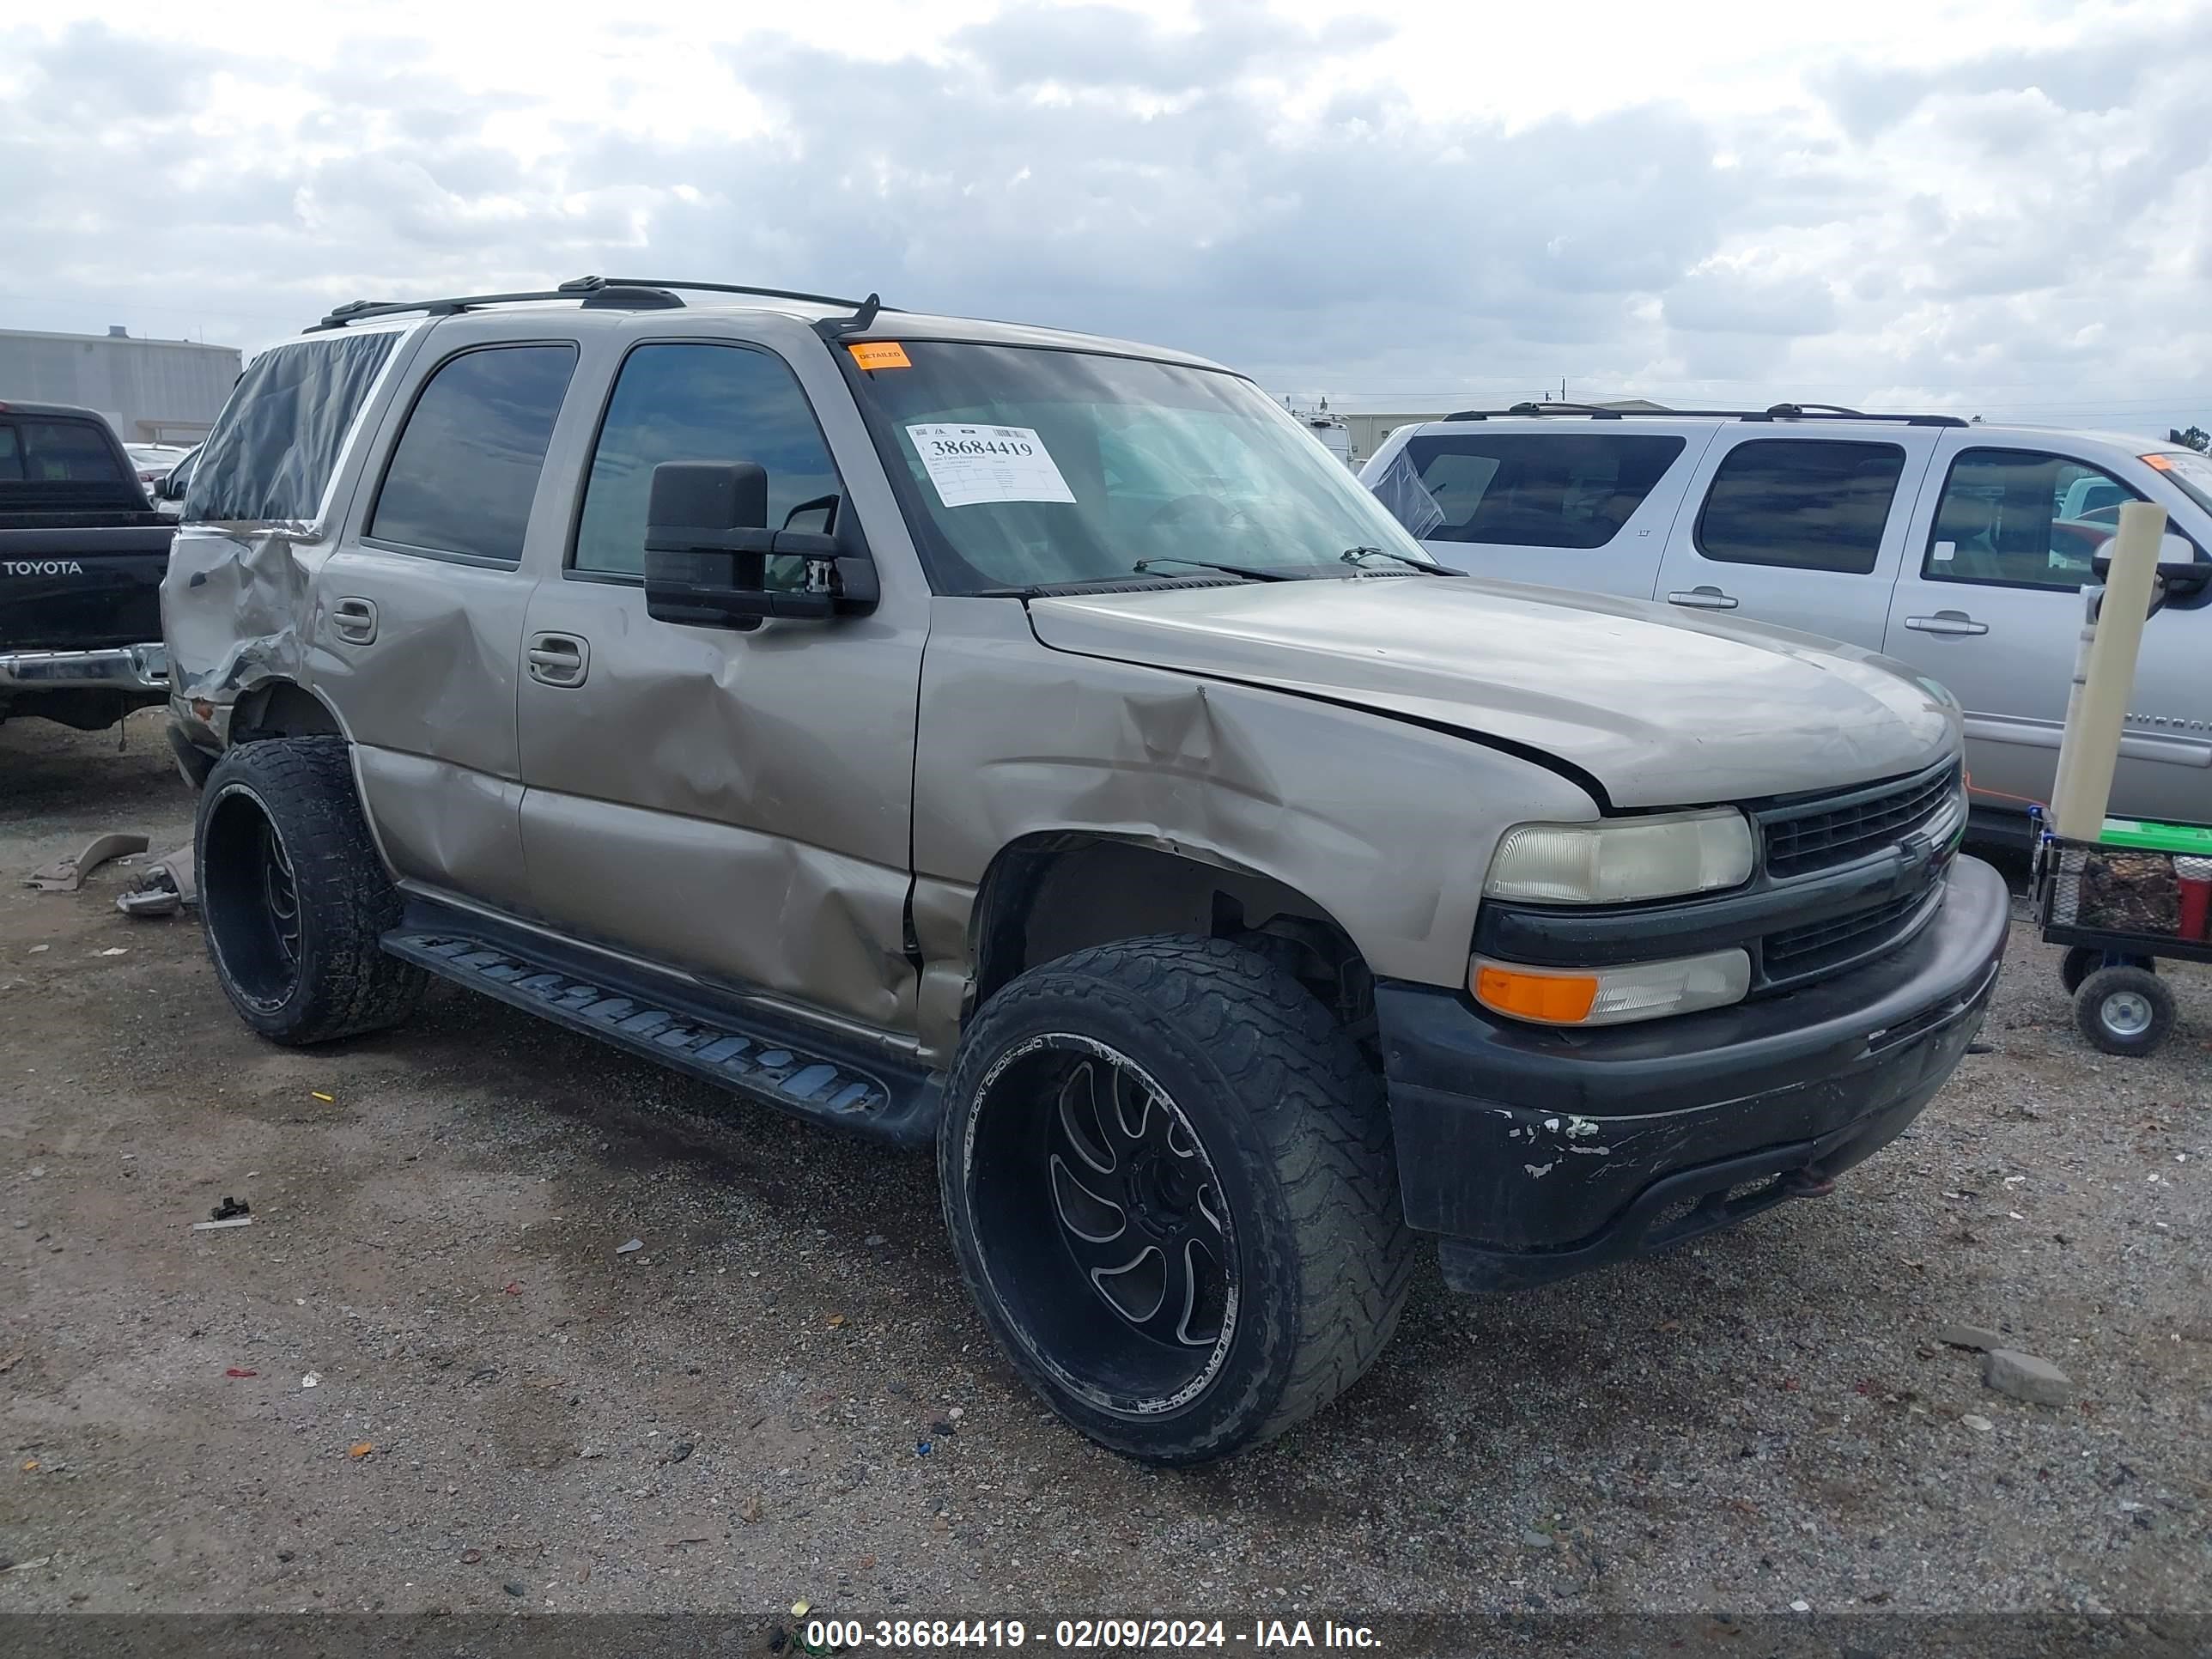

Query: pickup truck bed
[[0, 404, 175, 730]]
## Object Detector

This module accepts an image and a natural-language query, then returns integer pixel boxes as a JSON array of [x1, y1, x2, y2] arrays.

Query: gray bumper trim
[[0, 644, 170, 693]]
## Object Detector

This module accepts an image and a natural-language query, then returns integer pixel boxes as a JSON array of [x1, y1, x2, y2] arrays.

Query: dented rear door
[[313, 322, 583, 915]]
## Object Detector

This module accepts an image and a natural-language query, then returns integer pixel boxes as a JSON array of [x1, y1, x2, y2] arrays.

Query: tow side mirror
[[642, 461, 878, 628]]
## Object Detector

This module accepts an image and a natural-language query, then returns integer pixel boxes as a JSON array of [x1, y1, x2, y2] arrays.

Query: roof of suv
[[301, 278, 1231, 375], [1389, 408, 2188, 454]]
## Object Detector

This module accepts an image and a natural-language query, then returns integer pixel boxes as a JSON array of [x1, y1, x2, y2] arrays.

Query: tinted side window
[[1695, 439, 1905, 574], [1924, 448, 2142, 591], [1390, 433, 1685, 549], [572, 343, 842, 578], [189, 331, 399, 524], [369, 344, 577, 563], [18, 421, 124, 483]]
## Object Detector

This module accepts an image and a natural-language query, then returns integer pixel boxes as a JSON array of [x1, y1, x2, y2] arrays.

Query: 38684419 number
[[928, 438, 1035, 459], [804, 1618, 1027, 1649]]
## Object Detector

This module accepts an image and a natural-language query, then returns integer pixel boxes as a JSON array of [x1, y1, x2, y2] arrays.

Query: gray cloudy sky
[[3, 0, 2209, 430]]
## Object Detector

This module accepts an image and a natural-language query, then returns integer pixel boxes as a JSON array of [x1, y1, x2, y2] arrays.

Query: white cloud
[[1, 0, 2208, 434]]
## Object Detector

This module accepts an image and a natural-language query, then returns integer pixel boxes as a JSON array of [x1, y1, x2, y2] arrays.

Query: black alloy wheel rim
[[966, 1036, 1239, 1416], [260, 817, 301, 967], [200, 784, 307, 1012], [1048, 1054, 1231, 1349]]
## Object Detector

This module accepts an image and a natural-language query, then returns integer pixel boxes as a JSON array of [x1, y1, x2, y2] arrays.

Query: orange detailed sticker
[[848, 341, 911, 371]]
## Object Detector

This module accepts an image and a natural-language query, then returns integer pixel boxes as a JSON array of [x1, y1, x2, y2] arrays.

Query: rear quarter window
[[1382, 432, 1684, 549], [185, 331, 402, 524]]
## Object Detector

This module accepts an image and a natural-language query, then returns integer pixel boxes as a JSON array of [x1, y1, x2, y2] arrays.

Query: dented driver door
[[512, 323, 928, 1036]]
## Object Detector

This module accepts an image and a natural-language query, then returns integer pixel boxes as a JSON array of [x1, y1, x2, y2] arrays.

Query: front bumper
[[0, 643, 168, 695], [1376, 854, 2010, 1291]]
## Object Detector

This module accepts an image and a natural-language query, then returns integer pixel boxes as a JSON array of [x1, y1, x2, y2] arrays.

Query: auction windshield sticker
[[907, 423, 1077, 508]]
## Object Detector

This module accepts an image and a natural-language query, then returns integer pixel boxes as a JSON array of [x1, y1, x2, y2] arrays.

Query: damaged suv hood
[[1025, 577, 1958, 810]]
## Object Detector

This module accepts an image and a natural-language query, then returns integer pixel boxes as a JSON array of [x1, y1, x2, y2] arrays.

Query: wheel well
[[968, 835, 1376, 1045], [231, 681, 343, 744]]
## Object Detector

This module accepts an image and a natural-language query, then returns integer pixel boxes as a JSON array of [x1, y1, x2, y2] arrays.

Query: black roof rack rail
[[562, 275, 890, 312], [306, 274, 894, 333], [564, 276, 890, 332], [1443, 402, 1966, 428], [308, 283, 684, 331], [1443, 402, 1654, 420]]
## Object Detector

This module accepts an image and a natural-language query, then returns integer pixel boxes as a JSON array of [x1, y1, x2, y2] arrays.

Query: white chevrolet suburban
[[1363, 407, 2212, 841]]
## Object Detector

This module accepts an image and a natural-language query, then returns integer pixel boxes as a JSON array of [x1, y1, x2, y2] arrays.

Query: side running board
[[380, 908, 939, 1148]]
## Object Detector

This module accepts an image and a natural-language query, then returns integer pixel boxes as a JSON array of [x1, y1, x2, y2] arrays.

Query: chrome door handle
[[1667, 586, 1738, 610], [526, 632, 589, 687], [1905, 611, 1989, 636], [331, 596, 378, 644]]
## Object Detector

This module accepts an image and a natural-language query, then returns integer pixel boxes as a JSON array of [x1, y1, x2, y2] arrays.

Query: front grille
[[1761, 880, 1942, 988], [1760, 760, 1960, 879]]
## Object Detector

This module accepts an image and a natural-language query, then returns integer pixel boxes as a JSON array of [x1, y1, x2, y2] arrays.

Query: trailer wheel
[[2060, 945, 2153, 996], [2073, 965, 2174, 1057]]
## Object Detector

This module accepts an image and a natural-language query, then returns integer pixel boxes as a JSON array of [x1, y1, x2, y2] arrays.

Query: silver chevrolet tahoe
[[163, 276, 2010, 1464]]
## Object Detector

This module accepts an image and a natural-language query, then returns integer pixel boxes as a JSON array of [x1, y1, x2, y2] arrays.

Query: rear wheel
[[197, 737, 425, 1045], [939, 934, 1413, 1463], [2073, 965, 2174, 1057]]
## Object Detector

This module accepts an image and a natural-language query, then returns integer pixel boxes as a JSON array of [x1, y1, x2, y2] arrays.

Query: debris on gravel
[[1983, 1348, 2076, 1406], [1937, 1322, 2007, 1351]]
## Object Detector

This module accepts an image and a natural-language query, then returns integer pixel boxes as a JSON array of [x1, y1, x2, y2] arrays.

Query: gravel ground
[[1, 712, 2206, 1626]]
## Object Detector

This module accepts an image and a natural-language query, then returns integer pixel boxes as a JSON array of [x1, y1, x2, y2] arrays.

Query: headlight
[[1484, 809, 1755, 905], [1472, 949, 1752, 1026]]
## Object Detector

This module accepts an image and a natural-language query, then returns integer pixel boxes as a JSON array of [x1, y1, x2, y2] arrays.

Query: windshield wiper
[[971, 568, 1260, 599], [1132, 555, 1298, 583], [1340, 545, 1463, 575]]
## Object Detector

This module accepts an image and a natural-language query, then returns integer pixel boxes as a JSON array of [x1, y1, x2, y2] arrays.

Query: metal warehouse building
[[0, 325, 241, 444]]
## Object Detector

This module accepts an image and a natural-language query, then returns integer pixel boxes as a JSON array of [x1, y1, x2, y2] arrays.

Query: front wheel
[[939, 934, 1413, 1464]]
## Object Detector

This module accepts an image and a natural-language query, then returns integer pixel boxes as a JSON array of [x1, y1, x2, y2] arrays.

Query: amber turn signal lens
[[1472, 965, 1599, 1024]]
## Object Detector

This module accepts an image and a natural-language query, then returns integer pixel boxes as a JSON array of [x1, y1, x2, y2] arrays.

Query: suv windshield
[[847, 341, 1438, 593], [2151, 449, 2212, 518]]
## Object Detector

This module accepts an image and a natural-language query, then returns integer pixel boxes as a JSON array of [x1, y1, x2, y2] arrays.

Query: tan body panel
[[514, 580, 925, 1032], [499, 311, 936, 1035], [313, 544, 537, 914], [908, 598, 1601, 1056], [1021, 579, 1959, 810]]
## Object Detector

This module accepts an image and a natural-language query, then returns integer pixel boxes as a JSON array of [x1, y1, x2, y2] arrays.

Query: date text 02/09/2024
[[798, 1619, 1382, 1651]]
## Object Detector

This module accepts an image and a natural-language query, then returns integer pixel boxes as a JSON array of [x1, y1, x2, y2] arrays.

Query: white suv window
[[1382, 432, 1684, 550], [1694, 439, 1905, 574], [1923, 448, 2140, 592]]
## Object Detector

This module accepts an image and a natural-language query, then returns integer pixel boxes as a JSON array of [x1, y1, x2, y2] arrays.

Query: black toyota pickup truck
[[0, 402, 174, 732]]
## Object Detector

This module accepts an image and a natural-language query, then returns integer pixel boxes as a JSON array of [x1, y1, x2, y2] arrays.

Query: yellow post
[[2050, 501, 2167, 840]]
